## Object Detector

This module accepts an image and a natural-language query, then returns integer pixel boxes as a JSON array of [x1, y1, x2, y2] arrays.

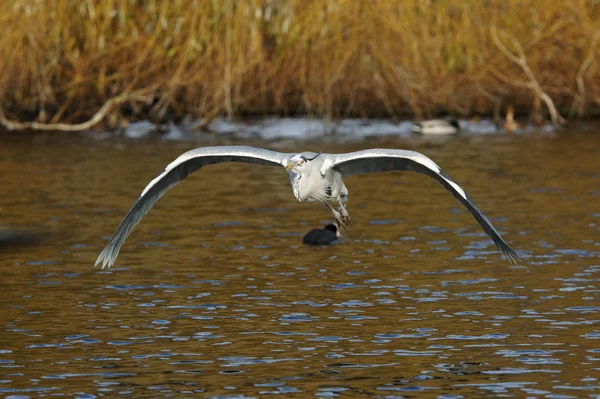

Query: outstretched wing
[[95, 146, 290, 269], [329, 149, 520, 263]]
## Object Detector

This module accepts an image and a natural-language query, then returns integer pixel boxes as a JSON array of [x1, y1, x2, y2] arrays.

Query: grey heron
[[412, 119, 460, 135], [95, 146, 519, 268], [303, 224, 340, 246]]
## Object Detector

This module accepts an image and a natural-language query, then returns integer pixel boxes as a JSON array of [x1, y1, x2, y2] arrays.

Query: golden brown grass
[[0, 0, 599, 130]]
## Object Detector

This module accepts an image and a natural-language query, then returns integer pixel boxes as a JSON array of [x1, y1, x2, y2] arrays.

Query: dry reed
[[0, 0, 599, 131]]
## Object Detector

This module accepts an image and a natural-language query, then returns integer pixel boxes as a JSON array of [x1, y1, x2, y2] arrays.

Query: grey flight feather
[[95, 146, 290, 269], [329, 149, 519, 263]]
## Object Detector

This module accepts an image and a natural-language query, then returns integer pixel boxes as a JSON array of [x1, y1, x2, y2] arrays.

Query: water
[[1, 128, 599, 398]]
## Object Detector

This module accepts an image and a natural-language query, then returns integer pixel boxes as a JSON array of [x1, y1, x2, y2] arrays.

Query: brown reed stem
[[490, 25, 565, 126], [574, 32, 599, 117], [0, 90, 154, 132]]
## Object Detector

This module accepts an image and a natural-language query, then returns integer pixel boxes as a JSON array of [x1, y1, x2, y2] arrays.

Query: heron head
[[285, 152, 321, 172]]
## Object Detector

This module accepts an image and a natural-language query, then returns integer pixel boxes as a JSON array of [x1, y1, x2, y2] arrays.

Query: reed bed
[[0, 0, 598, 131]]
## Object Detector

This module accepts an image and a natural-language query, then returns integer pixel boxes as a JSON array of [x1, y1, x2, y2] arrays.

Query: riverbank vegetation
[[0, 0, 599, 131]]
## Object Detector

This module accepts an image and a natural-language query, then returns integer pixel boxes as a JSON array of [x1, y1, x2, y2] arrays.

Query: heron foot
[[337, 202, 352, 227], [325, 203, 349, 231], [332, 210, 349, 231], [336, 217, 349, 231], [340, 214, 352, 228]]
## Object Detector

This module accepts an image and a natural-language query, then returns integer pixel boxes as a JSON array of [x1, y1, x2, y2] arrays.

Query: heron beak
[[285, 162, 296, 170]]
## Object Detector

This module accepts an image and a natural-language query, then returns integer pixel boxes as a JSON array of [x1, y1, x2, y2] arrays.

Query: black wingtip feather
[[469, 200, 521, 264], [434, 169, 521, 264]]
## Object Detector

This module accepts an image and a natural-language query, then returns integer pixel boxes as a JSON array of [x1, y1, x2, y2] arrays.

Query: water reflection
[[1, 131, 599, 397]]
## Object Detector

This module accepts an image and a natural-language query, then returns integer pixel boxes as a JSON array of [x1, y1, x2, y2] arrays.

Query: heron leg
[[324, 202, 349, 231], [337, 200, 352, 227]]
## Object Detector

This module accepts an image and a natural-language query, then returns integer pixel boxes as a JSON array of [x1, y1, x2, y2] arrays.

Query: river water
[[0, 126, 599, 398]]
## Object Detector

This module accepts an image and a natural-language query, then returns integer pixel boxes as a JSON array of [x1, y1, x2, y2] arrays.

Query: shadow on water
[[0, 127, 599, 397]]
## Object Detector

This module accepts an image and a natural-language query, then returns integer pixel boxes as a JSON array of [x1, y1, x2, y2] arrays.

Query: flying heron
[[95, 146, 519, 268]]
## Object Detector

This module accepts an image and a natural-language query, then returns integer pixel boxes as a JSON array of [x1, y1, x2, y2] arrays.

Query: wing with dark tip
[[95, 146, 290, 269], [329, 149, 520, 263]]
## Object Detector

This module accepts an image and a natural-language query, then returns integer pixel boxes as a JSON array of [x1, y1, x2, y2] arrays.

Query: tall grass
[[0, 0, 598, 129]]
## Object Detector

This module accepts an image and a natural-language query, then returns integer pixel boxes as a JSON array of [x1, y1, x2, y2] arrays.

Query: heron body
[[288, 153, 348, 202], [95, 146, 520, 268]]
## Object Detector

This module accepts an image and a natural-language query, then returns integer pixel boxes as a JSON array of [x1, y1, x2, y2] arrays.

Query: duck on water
[[412, 119, 460, 135]]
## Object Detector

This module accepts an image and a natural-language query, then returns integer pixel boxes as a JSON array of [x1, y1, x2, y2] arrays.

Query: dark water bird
[[412, 119, 460, 135], [95, 146, 520, 268], [303, 224, 340, 245], [0, 226, 46, 247]]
